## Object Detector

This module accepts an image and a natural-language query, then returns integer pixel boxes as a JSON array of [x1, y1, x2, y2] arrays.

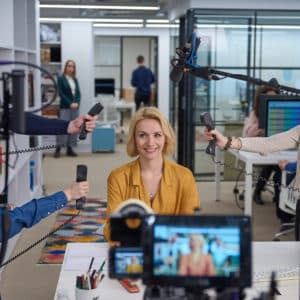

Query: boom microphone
[[169, 32, 201, 83], [76, 165, 87, 209], [190, 67, 221, 81], [169, 65, 184, 83]]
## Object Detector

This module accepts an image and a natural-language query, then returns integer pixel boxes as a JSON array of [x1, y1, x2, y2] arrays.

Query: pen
[[85, 273, 91, 290], [98, 260, 106, 273], [76, 276, 82, 289], [99, 273, 105, 283], [90, 269, 96, 283], [92, 273, 99, 289], [88, 257, 95, 273]]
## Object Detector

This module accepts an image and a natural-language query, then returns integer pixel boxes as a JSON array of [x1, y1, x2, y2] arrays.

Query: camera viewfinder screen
[[115, 248, 143, 275], [153, 225, 240, 278]]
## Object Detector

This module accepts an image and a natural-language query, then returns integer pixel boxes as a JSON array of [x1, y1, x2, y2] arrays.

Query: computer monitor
[[265, 97, 300, 137], [94, 78, 115, 96], [258, 94, 300, 134]]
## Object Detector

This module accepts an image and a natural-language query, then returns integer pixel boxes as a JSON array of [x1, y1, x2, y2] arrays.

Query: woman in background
[[54, 59, 81, 158], [242, 85, 279, 205], [204, 126, 300, 239]]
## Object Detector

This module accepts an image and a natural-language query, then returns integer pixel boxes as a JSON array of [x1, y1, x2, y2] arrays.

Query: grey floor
[[0, 139, 295, 300]]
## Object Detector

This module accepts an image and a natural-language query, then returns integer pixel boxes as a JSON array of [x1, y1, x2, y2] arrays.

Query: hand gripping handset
[[79, 102, 104, 140], [75, 165, 88, 209], [200, 112, 216, 156]]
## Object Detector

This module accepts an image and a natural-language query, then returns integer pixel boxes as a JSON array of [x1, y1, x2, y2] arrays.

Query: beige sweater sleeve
[[240, 125, 300, 154]]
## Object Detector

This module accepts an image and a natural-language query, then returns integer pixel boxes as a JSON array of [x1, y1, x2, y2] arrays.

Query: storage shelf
[[0, 0, 42, 266]]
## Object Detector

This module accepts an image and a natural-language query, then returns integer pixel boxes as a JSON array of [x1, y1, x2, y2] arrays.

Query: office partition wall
[[175, 9, 300, 178]]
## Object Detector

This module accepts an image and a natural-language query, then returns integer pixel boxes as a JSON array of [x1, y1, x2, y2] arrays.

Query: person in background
[[179, 234, 215, 276], [204, 126, 300, 239], [131, 55, 155, 111], [103, 107, 200, 241], [242, 85, 279, 205], [54, 59, 81, 158], [0, 180, 89, 241]]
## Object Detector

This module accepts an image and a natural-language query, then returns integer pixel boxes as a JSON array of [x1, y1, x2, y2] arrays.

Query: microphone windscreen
[[170, 68, 183, 82]]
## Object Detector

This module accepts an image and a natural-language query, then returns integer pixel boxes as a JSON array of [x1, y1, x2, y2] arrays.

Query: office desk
[[216, 149, 297, 216], [114, 99, 135, 119], [54, 243, 144, 300], [96, 98, 135, 125], [54, 242, 300, 300]]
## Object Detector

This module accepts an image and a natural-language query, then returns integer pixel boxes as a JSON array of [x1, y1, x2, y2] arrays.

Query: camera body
[[109, 201, 252, 292]]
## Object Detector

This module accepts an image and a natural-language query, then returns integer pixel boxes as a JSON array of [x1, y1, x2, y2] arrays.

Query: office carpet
[[38, 198, 107, 264]]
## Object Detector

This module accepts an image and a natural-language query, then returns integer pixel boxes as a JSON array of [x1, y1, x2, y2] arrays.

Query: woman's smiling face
[[134, 118, 165, 160]]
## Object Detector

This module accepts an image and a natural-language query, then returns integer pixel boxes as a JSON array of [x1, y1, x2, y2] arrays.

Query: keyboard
[[253, 267, 300, 282]]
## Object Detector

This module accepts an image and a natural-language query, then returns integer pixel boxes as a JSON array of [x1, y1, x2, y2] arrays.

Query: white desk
[[54, 242, 300, 300], [114, 99, 135, 118], [95, 97, 135, 126], [54, 243, 144, 300], [216, 149, 297, 216]]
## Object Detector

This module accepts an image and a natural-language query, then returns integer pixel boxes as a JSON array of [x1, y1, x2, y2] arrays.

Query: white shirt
[[66, 75, 76, 97]]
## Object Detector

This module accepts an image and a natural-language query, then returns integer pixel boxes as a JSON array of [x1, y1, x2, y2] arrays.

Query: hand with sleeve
[[67, 114, 97, 134], [63, 181, 89, 202]]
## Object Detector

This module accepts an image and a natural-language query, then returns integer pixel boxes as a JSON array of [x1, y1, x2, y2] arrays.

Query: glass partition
[[176, 9, 300, 179]]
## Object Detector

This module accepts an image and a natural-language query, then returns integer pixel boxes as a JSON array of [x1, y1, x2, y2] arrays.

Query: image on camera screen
[[153, 225, 240, 278], [114, 247, 143, 275]]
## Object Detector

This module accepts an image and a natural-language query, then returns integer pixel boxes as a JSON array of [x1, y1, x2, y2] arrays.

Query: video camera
[[108, 200, 252, 295]]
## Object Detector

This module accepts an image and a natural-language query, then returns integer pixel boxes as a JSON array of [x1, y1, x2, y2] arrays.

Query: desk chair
[[273, 170, 300, 241], [233, 166, 274, 210]]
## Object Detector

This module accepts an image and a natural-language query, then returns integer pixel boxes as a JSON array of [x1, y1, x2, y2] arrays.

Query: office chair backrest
[[279, 170, 297, 215]]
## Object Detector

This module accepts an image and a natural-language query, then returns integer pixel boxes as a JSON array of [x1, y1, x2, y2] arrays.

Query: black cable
[[1, 137, 85, 156], [0, 60, 57, 113], [233, 168, 245, 210], [210, 154, 299, 199]]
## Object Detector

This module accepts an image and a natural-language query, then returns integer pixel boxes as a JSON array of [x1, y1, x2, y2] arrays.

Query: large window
[[176, 9, 300, 178]]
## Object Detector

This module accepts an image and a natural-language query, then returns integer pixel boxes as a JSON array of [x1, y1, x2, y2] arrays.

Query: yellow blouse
[[104, 158, 200, 240]]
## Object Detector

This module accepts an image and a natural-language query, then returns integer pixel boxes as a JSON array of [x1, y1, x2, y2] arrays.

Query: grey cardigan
[[240, 125, 300, 189]]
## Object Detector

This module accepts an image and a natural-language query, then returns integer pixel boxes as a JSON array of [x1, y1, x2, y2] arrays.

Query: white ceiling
[[39, 0, 170, 20]]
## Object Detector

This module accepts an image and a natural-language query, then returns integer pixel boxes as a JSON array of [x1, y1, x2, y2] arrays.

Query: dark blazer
[[57, 75, 81, 109]]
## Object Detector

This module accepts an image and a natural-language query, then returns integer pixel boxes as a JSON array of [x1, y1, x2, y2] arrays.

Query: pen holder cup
[[75, 287, 100, 300]]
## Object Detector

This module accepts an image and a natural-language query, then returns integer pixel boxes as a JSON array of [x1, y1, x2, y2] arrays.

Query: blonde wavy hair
[[63, 59, 76, 77], [126, 107, 176, 157]]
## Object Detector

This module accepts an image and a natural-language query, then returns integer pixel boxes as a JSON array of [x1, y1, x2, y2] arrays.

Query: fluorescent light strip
[[195, 24, 300, 30], [146, 24, 179, 28], [146, 19, 170, 23], [39, 4, 159, 11], [93, 23, 144, 28], [40, 17, 143, 23]]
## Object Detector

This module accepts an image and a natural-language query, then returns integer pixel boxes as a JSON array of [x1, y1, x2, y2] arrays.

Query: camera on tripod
[[108, 200, 252, 294]]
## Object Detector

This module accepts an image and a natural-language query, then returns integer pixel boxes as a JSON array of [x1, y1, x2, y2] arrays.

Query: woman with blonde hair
[[54, 59, 81, 158], [179, 234, 215, 276], [104, 107, 200, 240]]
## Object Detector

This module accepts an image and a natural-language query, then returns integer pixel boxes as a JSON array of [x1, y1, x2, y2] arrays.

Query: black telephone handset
[[75, 165, 88, 209], [200, 112, 216, 156], [79, 102, 104, 140]]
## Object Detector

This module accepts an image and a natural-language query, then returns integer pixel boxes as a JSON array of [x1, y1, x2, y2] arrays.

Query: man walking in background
[[131, 55, 155, 110]]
